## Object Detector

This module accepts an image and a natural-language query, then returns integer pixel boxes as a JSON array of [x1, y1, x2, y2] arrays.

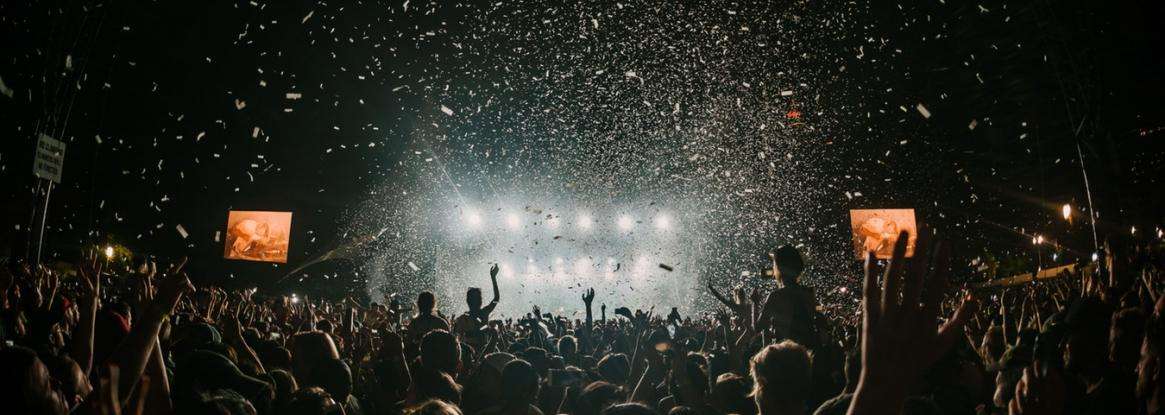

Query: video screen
[[849, 208, 917, 259], [223, 211, 292, 263]]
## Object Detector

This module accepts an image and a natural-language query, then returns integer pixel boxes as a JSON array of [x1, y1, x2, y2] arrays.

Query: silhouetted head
[[418, 291, 437, 313], [500, 359, 541, 404], [770, 245, 805, 284], [750, 340, 811, 413], [421, 330, 461, 374], [466, 287, 482, 310]]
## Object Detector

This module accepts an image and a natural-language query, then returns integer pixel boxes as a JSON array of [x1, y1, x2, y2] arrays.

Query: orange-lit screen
[[223, 211, 292, 263], [849, 209, 917, 260]]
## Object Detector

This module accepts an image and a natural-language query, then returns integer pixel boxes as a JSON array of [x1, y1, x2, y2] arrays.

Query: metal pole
[[25, 179, 44, 261], [1075, 141, 1099, 252], [34, 180, 53, 268]]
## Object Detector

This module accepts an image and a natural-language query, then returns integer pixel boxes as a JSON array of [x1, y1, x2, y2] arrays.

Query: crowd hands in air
[[2, 228, 1164, 415]]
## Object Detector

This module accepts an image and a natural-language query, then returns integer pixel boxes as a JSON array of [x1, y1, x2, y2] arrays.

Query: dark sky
[[1, 0, 1162, 297]]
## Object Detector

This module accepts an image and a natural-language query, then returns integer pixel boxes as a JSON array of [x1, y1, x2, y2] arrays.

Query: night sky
[[1, 1, 1162, 308]]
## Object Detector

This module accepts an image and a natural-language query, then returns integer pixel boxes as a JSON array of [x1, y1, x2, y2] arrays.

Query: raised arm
[[482, 264, 501, 315], [71, 252, 102, 376], [707, 283, 746, 316], [108, 268, 194, 404], [581, 288, 595, 354], [847, 230, 976, 415]]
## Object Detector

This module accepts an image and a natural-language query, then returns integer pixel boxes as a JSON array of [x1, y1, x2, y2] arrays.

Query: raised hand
[[1008, 361, 1065, 415], [582, 288, 595, 306], [150, 271, 194, 318], [848, 229, 977, 415], [490, 263, 500, 279], [78, 250, 103, 301]]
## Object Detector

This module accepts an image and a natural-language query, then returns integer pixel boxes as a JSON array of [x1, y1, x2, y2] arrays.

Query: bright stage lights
[[654, 214, 671, 230], [1061, 204, 1071, 220], [464, 210, 483, 228], [617, 215, 634, 231], [573, 258, 591, 275], [104, 245, 114, 259], [577, 215, 592, 230]]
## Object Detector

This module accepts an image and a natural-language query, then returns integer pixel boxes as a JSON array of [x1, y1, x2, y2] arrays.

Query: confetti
[[916, 103, 932, 119]]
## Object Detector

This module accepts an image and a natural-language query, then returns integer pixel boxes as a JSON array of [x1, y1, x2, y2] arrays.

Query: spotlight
[[506, 213, 521, 230], [104, 245, 114, 259], [1061, 204, 1071, 220], [577, 215, 592, 230], [617, 215, 634, 231], [465, 210, 482, 229], [654, 214, 671, 230], [573, 258, 591, 275], [1091, 252, 1099, 262], [290, 294, 300, 304]]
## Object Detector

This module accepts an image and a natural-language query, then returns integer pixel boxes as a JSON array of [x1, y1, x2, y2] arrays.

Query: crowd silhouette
[[1, 227, 1163, 415]]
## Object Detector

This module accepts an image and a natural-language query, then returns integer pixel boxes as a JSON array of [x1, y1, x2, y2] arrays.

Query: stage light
[[617, 215, 634, 231], [631, 256, 651, 277], [291, 294, 300, 304], [1091, 252, 1099, 262], [553, 257, 566, 278], [506, 213, 521, 230], [465, 210, 482, 228], [577, 215, 592, 230], [654, 214, 671, 230], [573, 258, 591, 275], [1032, 235, 1044, 245], [1061, 204, 1071, 220], [104, 245, 114, 259]]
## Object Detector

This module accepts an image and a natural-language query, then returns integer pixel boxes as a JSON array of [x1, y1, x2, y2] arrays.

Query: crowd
[[1, 227, 1163, 415]]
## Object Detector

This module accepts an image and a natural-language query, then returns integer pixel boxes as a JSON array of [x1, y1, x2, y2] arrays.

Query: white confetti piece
[[780, 90, 794, 96], [252, 126, 260, 138], [440, 105, 454, 116], [968, 119, 978, 130], [286, 92, 302, 100], [301, 10, 314, 24], [407, 261, 420, 271], [235, 99, 246, 110], [176, 224, 189, 239], [916, 103, 932, 119], [0, 76, 13, 98]]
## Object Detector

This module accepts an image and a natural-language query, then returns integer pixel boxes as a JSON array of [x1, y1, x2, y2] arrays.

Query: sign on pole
[[33, 133, 65, 183]]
